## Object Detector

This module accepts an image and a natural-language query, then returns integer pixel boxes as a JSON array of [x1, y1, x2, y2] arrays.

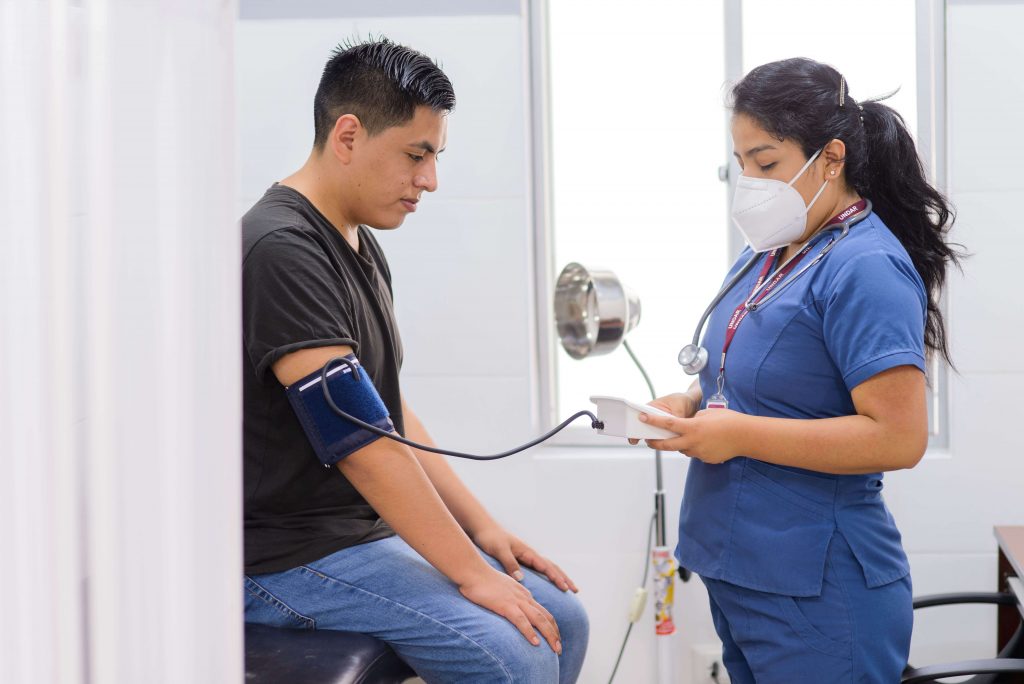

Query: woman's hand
[[650, 392, 699, 419], [638, 408, 749, 465], [628, 392, 700, 446]]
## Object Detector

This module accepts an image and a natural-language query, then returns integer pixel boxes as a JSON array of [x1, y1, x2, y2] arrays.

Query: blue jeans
[[701, 533, 912, 683], [244, 536, 589, 683]]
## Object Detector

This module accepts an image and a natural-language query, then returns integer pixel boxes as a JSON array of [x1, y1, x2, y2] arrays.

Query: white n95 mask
[[730, 148, 829, 252]]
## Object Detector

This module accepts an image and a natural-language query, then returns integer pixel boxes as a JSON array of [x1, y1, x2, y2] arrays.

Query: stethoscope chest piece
[[676, 200, 871, 378], [677, 343, 708, 375]]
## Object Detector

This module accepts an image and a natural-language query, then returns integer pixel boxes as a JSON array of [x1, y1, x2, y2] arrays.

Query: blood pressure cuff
[[285, 355, 396, 467]]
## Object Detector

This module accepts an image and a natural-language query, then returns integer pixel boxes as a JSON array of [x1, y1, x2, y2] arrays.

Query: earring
[[830, 170, 836, 175]]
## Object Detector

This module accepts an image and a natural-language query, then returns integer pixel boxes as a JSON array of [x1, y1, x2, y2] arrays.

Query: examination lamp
[[553, 262, 683, 684], [554, 262, 641, 359]]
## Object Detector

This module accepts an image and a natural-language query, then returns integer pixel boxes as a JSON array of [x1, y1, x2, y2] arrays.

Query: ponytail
[[731, 58, 964, 367], [856, 100, 961, 367]]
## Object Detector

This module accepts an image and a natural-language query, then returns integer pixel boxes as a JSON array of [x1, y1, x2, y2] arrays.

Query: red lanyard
[[718, 247, 809, 373], [827, 199, 868, 228], [717, 199, 868, 375]]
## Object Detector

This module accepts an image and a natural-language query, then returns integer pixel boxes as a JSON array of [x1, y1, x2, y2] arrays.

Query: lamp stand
[[622, 341, 678, 684]]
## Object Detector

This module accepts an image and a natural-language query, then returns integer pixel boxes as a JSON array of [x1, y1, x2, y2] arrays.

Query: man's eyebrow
[[410, 141, 443, 154]]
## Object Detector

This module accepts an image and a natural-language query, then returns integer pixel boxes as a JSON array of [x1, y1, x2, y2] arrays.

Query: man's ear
[[330, 114, 361, 164]]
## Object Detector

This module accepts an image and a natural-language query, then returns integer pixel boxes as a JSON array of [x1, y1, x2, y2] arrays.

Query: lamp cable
[[607, 512, 657, 684]]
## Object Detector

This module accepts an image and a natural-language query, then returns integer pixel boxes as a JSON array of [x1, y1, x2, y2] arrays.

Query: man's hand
[[458, 567, 563, 655], [638, 407, 749, 465], [472, 526, 579, 594]]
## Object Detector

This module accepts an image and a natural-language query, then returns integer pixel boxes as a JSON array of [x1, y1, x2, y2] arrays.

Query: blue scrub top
[[676, 210, 927, 597]]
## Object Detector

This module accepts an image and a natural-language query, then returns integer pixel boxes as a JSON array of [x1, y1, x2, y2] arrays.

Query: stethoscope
[[677, 200, 873, 375]]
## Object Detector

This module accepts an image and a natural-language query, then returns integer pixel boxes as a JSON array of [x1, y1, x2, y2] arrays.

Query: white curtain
[[0, 2, 242, 683]]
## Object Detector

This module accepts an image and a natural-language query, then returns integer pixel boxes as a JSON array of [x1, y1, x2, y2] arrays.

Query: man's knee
[[496, 636, 560, 683], [457, 614, 561, 683], [545, 591, 590, 651]]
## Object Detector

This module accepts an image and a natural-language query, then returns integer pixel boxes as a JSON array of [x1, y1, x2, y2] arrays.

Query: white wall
[[885, 0, 1024, 668], [236, 1, 1024, 681], [0, 2, 242, 683]]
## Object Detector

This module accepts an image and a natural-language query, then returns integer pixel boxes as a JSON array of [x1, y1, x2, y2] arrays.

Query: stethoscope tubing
[[744, 224, 849, 312], [682, 202, 872, 368]]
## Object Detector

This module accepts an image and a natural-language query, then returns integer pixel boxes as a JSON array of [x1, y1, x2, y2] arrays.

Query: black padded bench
[[245, 623, 416, 684]]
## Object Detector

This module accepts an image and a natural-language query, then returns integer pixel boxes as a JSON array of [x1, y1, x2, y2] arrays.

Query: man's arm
[[272, 345, 562, 653], [402, 395, 578, 593]]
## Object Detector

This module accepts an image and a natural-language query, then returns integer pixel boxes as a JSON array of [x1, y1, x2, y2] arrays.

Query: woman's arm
[[639, 365, 928, 474]]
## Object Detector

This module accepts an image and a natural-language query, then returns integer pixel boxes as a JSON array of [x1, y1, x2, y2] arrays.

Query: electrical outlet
[[691, 643, 730, 684]]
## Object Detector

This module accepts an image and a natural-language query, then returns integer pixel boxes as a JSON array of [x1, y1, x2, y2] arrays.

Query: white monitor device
[[589, 396, 680, 441]]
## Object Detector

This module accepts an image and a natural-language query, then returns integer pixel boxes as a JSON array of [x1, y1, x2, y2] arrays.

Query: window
[[741, 0, 919, 140], [538, 0, 947, 445], [545, 0, 728, 434]]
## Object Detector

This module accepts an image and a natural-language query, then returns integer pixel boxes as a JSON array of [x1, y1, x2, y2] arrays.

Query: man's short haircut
[[313, 37, 456, 148]]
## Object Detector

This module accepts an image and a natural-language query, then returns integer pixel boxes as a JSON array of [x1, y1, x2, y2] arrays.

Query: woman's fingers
[[639, 411, 680, 431]]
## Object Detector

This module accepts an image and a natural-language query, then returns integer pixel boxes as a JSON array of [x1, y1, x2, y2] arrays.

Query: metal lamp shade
[[553, 262, 641, 359]]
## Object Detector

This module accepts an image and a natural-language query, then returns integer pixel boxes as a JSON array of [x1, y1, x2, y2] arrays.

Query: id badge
[[707, 372, 728, 409], [706, 393, 728, 410]]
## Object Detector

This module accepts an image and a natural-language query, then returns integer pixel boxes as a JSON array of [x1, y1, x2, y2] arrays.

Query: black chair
[[902, 591, 1024, 683], [245, 623, 417, 684]]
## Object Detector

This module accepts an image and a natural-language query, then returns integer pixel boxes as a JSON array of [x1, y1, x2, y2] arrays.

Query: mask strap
[[787, 147, 824, 187], [805, 177, 830, 212]]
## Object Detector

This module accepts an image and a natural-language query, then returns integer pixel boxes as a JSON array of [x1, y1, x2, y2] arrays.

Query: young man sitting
[[241, 37, 589, 683]]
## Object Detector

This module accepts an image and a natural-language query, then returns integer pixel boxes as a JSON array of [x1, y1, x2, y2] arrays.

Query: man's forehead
[[399, 112, 447, 151]]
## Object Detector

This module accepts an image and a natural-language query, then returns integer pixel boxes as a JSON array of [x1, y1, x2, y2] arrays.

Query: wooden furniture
[[997, 526, 1024, 656]]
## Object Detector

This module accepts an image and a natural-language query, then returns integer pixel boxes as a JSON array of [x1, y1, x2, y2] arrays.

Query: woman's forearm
[[734, 412, 926, 474]]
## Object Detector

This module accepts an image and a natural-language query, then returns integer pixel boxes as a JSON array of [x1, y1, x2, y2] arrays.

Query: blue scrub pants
[[701, 533, 912, 683]]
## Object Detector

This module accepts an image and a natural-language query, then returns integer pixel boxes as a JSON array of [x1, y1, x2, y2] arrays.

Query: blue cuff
[[285, 356, 395, 467]]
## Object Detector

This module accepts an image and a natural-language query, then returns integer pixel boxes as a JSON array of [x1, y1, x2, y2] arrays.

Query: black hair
[[313, 37, 455, 148], [731, 57, 963, 367]]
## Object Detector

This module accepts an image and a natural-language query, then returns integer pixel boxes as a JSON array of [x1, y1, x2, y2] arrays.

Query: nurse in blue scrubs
[[636, 58, 963, 682]]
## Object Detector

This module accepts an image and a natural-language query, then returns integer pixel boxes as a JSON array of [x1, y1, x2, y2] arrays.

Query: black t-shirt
[[241, 184, 401, 574]]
